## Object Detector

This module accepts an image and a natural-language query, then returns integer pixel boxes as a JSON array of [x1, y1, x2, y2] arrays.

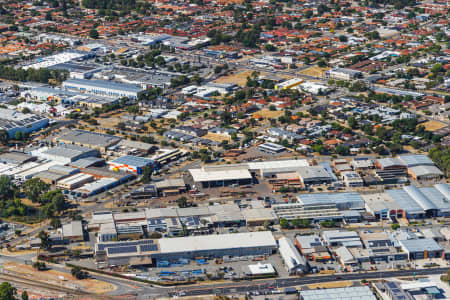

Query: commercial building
[[299, 286, 377, 300], [62, 221, 84, 242], [398, 238, 443, 260], [297, 166, 333, 185], [272, 202, 342, 222], [23, 50, 92, 70], [96, 231, 277, 266], [189, 165, 253, 188], [295, 235, 331, 261], [107, 155, 155, 174], [297, 192, 365, 210], [57, 173, 94, 190], [397, 154, 435, 167], [327, 68, 362, 80], [387, 184, 450, 218], [38, 144, 99, 164], [75, 177, 118, 197], [153, 178, 186, 196], [274, 78, 303, 90], [278, 237, 308, 275], [54, 129, 122, 152], [408, 165, 443, 180], [63, 78, 144, 99], [246, 263, 276, 276], [257, 142, 286, 154], [322, 230, 362, 248], [341, 171, 364, 187], [0, 108, 49, 138]]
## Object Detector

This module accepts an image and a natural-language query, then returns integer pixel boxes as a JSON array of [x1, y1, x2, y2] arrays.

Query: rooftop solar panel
[[107, 245, 137, 254], [140, 244, 158, 252]]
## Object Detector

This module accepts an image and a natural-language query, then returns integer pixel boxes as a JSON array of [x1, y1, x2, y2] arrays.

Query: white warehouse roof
[[158, 231, 276, 254], [189, 168, 252, 182]]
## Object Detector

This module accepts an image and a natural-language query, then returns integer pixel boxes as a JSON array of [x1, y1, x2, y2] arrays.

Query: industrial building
[[297, 192, 365, 210], [295, 235, 331, 261], [62, 78, 144, 99], [62, 221, 84, 242], [322, 230, 362, 248], [299, 286, 377, 300], [54, 129, 122, 152], [278, 237, 308, 275], [398, 238, 443, 260], [274, 78, 303, 90], [95, 231, 277, 266], [107, 155, 156, 174], [57, 173, 94, 190], [38, 144, 99, 164], [386, 184, 450, 218], [0, 108, 49, 138], [189, 165, 253, 188], [327, 68, 362, 80]]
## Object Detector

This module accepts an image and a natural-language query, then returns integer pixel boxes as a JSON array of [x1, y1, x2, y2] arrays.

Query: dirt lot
[[252, 109, 284, 119], [2, 261, 115, 294], [307, 280, 353, 289], [422, 120, 447, 131], [203, 132, 232, 142], [299, 66, 330, 78]]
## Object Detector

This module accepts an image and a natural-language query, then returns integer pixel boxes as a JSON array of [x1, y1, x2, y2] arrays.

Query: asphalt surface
[[168, 267, 450, 297]]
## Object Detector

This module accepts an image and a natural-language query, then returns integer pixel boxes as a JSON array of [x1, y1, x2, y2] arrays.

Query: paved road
[[168, 267, 450, 297]]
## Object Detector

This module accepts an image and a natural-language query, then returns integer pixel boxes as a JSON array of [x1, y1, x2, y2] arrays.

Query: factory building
[[387, 184, 450, 218], [278, 237, 308, 275], [62, 78, 144, 99], [54, 129, 122, 152], [0, 108, 49, 138], [38, 144, 99, 164], [399, 239, 443, 260], [96, 231, 277, 266], [189, 165, 253, 188], [107, 155, 156, 174]]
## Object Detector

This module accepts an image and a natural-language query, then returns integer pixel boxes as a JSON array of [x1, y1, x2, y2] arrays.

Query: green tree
[[71, 266, 88, 279], [280, 218, 289, 229], [0, 130, 9, 144], [89, 28, 99, 39], [23, 178, 50, 203], [21, 291, 29, 300], [0, 282, 16, 300], [391, 223, 400, 230], [38, 230, 51, 251], [177, 196, 188, 208], [50, 218, 61, 229], [140, 166, 153, 183]]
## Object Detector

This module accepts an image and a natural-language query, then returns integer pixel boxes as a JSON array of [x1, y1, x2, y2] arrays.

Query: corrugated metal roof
[[300, 286, 376, 300]]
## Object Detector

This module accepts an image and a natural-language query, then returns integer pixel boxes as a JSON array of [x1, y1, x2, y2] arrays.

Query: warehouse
[[154, 178, 186, 196], [38, 144, 99, 164], [57, 173, 94, 190], [62, 78, 144, 99], [189, 165, 253, 188], [35, 165, 80, 184], [75, 177, 118, 197], [278, 237, 308, 275], [0, 108, 49, 138], [407, 165, 443, 180], [107, 155, 156, 174], [322, 230, 362, 248], [375, 158, 407, 170], [297, 166, 333, 185], [62, 221, 84, 242], [96, 231, 277, 266], [341, 171, 364, 187], [299, 286, 376, 300], [387, 184, 450, 218], [297, 192, 365, 210], [399, 238, 443, 260], [397, 154, 435, 167], [272, 202, 343, 222], [54, 129, 121, 152], [274, 78, 303, 90]]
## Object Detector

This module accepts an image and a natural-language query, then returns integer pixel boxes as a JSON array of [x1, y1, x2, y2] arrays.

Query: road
[[168, 267, 450, 297]]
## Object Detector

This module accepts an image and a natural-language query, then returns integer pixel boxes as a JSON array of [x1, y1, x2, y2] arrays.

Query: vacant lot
[[422, 120, 447, 131], [252, 109, 284, 119], [299, 66, 330, 78]]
